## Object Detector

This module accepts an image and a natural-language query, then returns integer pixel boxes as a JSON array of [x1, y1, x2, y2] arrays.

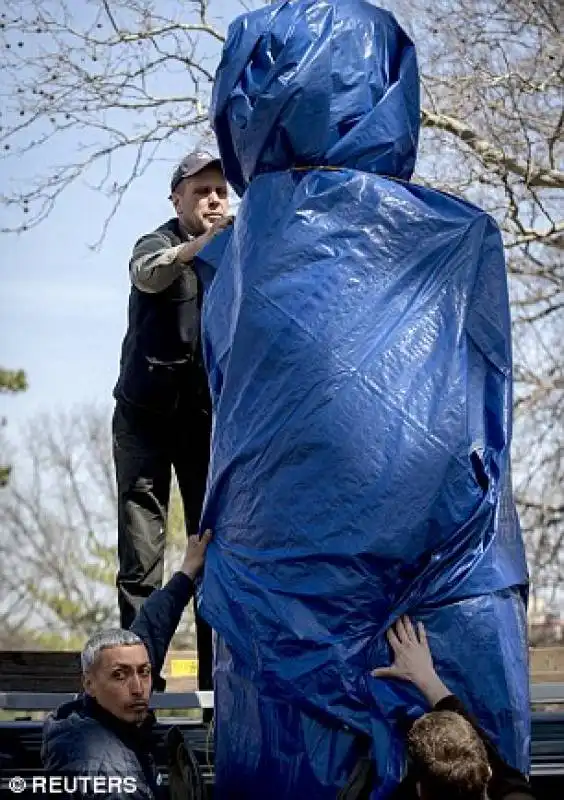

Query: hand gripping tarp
[[195, 1, 530, 796]]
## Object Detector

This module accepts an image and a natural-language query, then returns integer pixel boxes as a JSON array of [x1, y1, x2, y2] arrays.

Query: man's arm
[[130, 231, 187, 294], [372, 617, 535, 800], [131, 217, 233, 293], [129, 531, 212, 676]]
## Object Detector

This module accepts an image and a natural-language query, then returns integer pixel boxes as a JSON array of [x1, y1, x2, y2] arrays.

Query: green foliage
[[0, 464, 9, 488], [29, 630, 88, 652], [82, 534, 120, 587], [0, 369, 27, 393], [0, 366, 27, 486], [1, 406, 197, 653], [26, 583, 116, 633], [25, 486, 195, 649]]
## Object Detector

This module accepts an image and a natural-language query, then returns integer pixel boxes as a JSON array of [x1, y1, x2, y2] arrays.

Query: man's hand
[[371, 616, 451, 706], [210, 214, 235, 234], [177, 216, 234, 264], [202, 214, 235, 241], [180, 529, 213, 580]]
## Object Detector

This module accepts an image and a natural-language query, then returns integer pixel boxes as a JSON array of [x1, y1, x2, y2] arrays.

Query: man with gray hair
[[41, 531, 212, 798]]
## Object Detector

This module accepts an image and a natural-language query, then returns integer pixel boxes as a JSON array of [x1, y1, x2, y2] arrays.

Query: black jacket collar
[[82, 693, 156, 752]]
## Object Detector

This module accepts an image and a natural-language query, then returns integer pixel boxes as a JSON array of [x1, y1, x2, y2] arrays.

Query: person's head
[[408, 711, 491, 800], [170, 151, 229, 235], [81, 629, 151, 725]]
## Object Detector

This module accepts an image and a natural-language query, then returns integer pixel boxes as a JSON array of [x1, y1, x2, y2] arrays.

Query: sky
[[0, 0, 252, 442]]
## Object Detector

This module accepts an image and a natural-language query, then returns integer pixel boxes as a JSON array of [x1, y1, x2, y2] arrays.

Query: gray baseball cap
[[169, 151, 223, 195]]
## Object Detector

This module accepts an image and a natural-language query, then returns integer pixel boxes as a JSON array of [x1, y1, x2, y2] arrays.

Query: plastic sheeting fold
[[196, 1, 530, 796]]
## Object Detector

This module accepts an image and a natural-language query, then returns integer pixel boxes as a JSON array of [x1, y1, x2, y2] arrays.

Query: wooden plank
[[0, 650, 200, 693], [3, 646, 560, 694], [0, 691, 215, 711], [0, 652, 82, 692]]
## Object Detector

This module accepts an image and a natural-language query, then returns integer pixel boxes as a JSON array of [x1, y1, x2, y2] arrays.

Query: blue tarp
[[195, 1, 530, 796]]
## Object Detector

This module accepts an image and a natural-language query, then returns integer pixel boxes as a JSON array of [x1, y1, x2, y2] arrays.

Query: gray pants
[[113, 397, 213, 693]]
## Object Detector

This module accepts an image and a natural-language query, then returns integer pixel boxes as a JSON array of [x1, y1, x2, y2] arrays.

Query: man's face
[[83, 644, 152, 725], [172, 165, 229, 235]]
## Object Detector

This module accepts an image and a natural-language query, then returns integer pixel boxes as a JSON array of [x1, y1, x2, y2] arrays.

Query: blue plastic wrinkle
[[195, 1, 530, 796]]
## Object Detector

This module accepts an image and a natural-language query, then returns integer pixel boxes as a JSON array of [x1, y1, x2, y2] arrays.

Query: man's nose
[[129, 674, 143, 696], [208, 191, 220, 207]]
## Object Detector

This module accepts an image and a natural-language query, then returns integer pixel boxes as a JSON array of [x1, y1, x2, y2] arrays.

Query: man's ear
[[82, 671, 94, 696], [171, 187, 185, 214]]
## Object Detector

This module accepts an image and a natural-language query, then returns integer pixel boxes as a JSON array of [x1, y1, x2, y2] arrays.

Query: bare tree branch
[[0, 405, 194, 647], [0, 0, 233, 239], [422, 109, 564, 189]]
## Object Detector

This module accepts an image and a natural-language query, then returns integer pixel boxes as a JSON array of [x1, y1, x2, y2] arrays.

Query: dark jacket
[[41, 573, 195, 799], [340, 694, 535, 800], [435, 695, 535, 800], [114, 218, 207, 415], [392, 695, 535, 800]]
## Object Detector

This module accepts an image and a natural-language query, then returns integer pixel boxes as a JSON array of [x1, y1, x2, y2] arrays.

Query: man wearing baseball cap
[[112, 150, 232, 698]]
